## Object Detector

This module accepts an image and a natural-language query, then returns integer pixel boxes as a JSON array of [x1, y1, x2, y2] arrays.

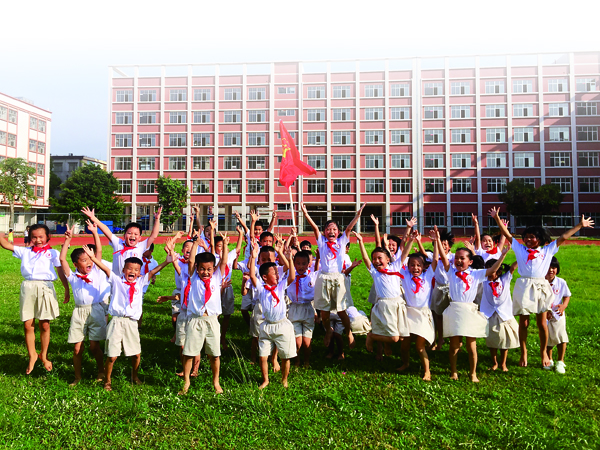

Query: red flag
[[278, 120, 316, 188]]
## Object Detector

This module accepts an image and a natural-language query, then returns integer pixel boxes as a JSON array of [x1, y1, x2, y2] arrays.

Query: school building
[[108, 51, 600, 233]]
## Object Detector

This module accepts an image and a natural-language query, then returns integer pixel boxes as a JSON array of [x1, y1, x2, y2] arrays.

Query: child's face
[[546, 266, 558, 282], [345, 244, 350, 254], [254, 225, 263, 237], [324, 223, 339, 242], [408, 257, 424, 277], [259, 251, 276, 265], [75, 253, 94, 275], [30, 229, 49, 247], [371, 251, 390, 270], [301, 244, 311, 252], [388, 239, 398, 255], [523, 233, 540, 249], [294, 256, 309, 274], [124, 227, 141, 247], [142, 248, 153, 259], [260, 236, 273, 247], [481, 235, 494, 250], [215, 241, 224, 255], [454, 249, 473, 271], [487, 269, 499, 281], [204, 226, 212, 239], [261, 266, 279, 286], [196, 261, 215, 279], [123, 262, 141, 282], [441, 240, 451, 254], [181, 242, 193, 261]]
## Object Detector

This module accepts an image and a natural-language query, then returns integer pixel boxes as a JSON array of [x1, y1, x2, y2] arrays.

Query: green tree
[[50, 164, 124, 224], [534, 184, 564, 216], [0, 158, 37, 228], [155, 176, 188, 232], [499, 179, 564, 226], [48, 168, 62, 202]]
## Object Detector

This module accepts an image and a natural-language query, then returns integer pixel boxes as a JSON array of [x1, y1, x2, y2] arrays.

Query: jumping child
[[545, 257, 571, 374]]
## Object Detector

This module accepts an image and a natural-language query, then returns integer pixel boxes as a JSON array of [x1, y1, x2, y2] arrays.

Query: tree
[[48, 168, 62, 202], [155, 176, 188, 232], [499, 179, 564, 225], [534, 184, 564, 216], [50, 164, 124, 224], [0, 158, 37, 228]]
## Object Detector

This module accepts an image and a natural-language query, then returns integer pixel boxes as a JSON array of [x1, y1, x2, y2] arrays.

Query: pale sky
[[1, 0, 598, 161]]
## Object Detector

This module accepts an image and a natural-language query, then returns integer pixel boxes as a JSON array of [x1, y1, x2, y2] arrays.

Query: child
[[480, 256, 519, 372], [472, 213, 506, 263], [24, 226, 30, 246], [300, 240, 312, 252], [85, 247, 171, 391], [301, 201, 366, 348], [430, 229, 455, 351], [0, 225, 69, 374], [8, 228, 14, 244], [249, 242, 296, 389], [234, 209, 277, 261], [328, 306, 372, 359], [545, 257, 571, 374], [141, 243, 159, 293], [490, 207, 593, 367], [60, 222, 107, 385], [435, 227, 509, 382]]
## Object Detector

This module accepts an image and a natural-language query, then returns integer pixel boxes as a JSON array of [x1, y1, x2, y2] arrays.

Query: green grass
[[0, 243, 599, 449]]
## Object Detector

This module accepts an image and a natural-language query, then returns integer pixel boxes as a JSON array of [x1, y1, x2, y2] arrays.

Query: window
[[392, 211, 412, 225], [169, 133, 186, 147], [486, 128, 506, 143], [307, 86, 325, 98], [390, 107, 410, 120], [30, 117, 38, 129], [576, 102, 597, 116], [278, 86, 295, 94], [451, 153, 471, 168], [579, 151, 599, 167], [223, 133, 241, 146], [224, 180, 241, 193], [365, 155, 384, 169], [278, 109, 295, 116], [451, 82, 470, 95], [391, 130, 410, 144], [365, 84, 383, 97], [138, 180, 156, 194], [549, 152, 571, 167], [169, 112, 187, 124], [424, 106, 443, 119], [333, 131, 351, 145], [453, 212, 473, 227], [549, 103, 568, 117], [307, 109, 325, 121], [224, 88, 241, 101], [139, 134, 156, 147], [333, 179, 351, 193], [424, 154, 444, 168], [425, 212, 445, 226], [277, 131, 296, 139], [333, 85, 351, 98], [248, 87, 266, 100], [553, 213, 573, 227], [516, 178, 535, 187], [485, 81, 505, 94], [6, 109, 18, 124], [551, 178, 572, 193], [451, 129, 471, 143], [549, 127, 570, 142], [37, 164, 44, 176], [7, 133, 16, 147], [38, 120, 46, 133], [514, 152, 535, 168], [140, 90, 156, 102], [193, 111, 211, 123], [307, 155, 326, 169], [424, 82, 443, 96], [424, 129, 443, 143], [115, 134, 133, 147], [486, 153, 507, 168], [513, 79, 533, 93], [451, 106, 470, 119], [485, 104, 505, 117], [333, 108, 351, 121], [139, 112, 156, 124], [0, 131, 5, 145], [391, 83, 410, 97], [391, 179, 411, 193], [193, 133, 211, 147], [577, 126, 598, 141], [0, 106, 6, 120], [514, 127, 534, 142], [576, 78, 596, 92], [68, 162, 78, 172], [115, 157, 132, 171], [248, 110, 266, 123], [333, 155, 351, 169], [224, 156, 241, 170], [224, 110, 241, 123], [115, 112, 132, 124], [53, 162, 62, 172], [247, 180, 266, 193], [425, 178, 444, 193], [487, 178, 507, 193], [452, 178, 472, 193], [307, 131, 326, 145], [116, 90, 133, 102], [366, 179, 384, 193], [248, 156, 266, 170], [169, 89, 186, 101], [192, 180, 210, 193], [548, 79, 568, 92], [194, 89, 211, 101], [365, 130, 383, 144], [168, 157, 186, 170], [580, 178, 600, 193], [193, 156, 210, 170], [391, 154, 410, 168], [36, 186, 44, 197], [365, 108, 383, 120], [307, 179, 326, 193], [138, 157, 155, 171], [513, 103, 533, 117], [248, 132, 266, 146], [37, 142, 45, 154], [29, 140, 37, 152]]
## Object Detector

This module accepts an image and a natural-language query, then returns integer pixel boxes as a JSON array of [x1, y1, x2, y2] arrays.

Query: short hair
[[371, 246, 391, 260], [481, 233, 493, 241], [259, 261, 277, 279], [485, 258, 510, 276], [259, 231, 274, 242], [294, 250, 311, 263], [124, 222, 143, 234], [324, 220, 340, 231], [254, 220, 266, 230], [87, 244, 97, 253], [182, 240, 194, 248], [195, 252, 216, 266], [70, 248, 86, 263], [213, 235, 224, 245], [439, 230, 455, 247], [455, 247, 474, 261], [146, 243, 154, 252], [259, 245, 275, 256], [407, 252, 427, 267], [300, 240, 312, 249], [388, 235, 402, 247], [8, 228, 12, 232], [522, 226, 552, 246], [492, 234, 502, 245], [29, 224, 50, 239], [549, 256, 561, 275], [471, 255, 485, 270], [124, 256, 143, 268]]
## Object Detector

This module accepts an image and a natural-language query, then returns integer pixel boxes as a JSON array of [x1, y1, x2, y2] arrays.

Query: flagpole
[[288, 185, 296, 230]]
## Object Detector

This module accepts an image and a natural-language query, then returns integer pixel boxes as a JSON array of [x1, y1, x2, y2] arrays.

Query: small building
[[51, 154, 107, 184]]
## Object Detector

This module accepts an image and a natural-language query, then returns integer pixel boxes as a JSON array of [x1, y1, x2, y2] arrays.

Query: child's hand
[[501, 244, 510, 255], [468, 235, 475, 245], [86, 220, 97, 234], [81, 244, 95, 259], [209, 218, 217, 230], [370, 214, 379, 226], [64, 223, 74, 240], [501, 218, 509, 228], [236, 225, 243, 235], [406, 216, 417, 228], [284, 245, 292, 260], [489, 206, 499, 219], [580, 215, 595, 228], [250, 210, 259, 222], [251, 238, 260, 259], [222, 232, 230, 248], [81, 207, 96, 219], [197, 238, 208, 251], [173, 231, 184, 241], [157, 295, 173, 304], [428, 229, 436, 241], [233, 210, 242, 221], [471, 213, 479, 225], [272, 210, 278, 220], [290, 227, 297, 237], [193, 204, 200, 215], [413, 230, 422, 242], [463, 240, 475, 252], [382, 233, 389, 248], [546, 310, 553, 320], [274, 239, 284, 254], [555, 303, 566, 316], [351, 258, 363, 268], [352, 231, 363, 242], [221, 279, 232, 291], [63, 291, 70, 304], [358, 202, 367, 214], [433, 225, 440, 240], [154, 206, 163, 219], [166, 252, 173, 263]]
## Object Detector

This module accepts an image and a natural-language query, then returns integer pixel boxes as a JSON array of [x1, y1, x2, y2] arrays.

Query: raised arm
[[489, 206, 513, 243], [233, 210, 249, 235], [146, 206, 163, 248], [248, 240, 260, 288], [84, 220, 103, 260], [284, 246, 295, 286], [344, 202, 367, 237], [275, 238, 289, 272], [399, 230, 416, 264], [234, 226, 244, 256], [59, 225, 74, 278], [0, 232, 15, 252], [414, 230, 428, 256], [472, 213, 481, 250], [81, 207, 113, 241], [403, 216, 417, 250], [557, 215, 595, 247], [195, 206, 203, 231], [82, 245, 110, 279], [267, 211, 277, 233], [188, 230, 200, 275], [149, 251, 172, 279], [352, 231, 371, 270], [300, 202, 320, 240], [371, 214, 381, 246], [343, 258, 363, 276], [218, 233, 229, 276], [188, 205, 198, 238], [430, 232, 439, 272], [434, 226, 450, 272], [249, 210, 259, 240], [485, 245, 509, 277]]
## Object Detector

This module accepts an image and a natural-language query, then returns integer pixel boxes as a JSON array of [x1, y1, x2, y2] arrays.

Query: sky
[[1, 0, 599, 161]]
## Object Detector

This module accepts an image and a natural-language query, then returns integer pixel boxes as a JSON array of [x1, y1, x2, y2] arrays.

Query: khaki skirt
[[442, 302, 488, 338], [406, 306, 435, 345], [486, 312, 519, 349], [513, 277, 553, 316], [371, 297, 409, 337], [548, 314, 569, 347]]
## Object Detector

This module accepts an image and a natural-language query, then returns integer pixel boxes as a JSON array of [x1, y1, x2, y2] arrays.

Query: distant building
[[51, 154, 107, 183]]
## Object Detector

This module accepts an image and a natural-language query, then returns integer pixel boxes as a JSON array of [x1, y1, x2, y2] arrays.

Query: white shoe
[[543, 360, 554, 370], [555, 361, 566, 374]]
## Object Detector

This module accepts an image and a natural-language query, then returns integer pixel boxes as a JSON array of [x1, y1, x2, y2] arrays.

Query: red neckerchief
[[486, 246, 499, 255], [76, 273, 92, 284], [265, 284, 280, 306], [378, 267, 404, 279], [224, 263, 230, 279], [326, 241, 338, 260], [179, 257, 186, 264], [202, 277, 212, 305], [412, 276, 423, 294], [114, 243, 136, 256], [123, 280, 136, 305], [32, 244, 51, 254], [456, 271, 470, 293], [432, 277, 436, 289], [143, 257, 151, 275], [295, 271, 309, 299], [490, 281, 500, 297], [526, 249, 539, 264], [342, 260, 347, 271], [183, 278, 192, 307]]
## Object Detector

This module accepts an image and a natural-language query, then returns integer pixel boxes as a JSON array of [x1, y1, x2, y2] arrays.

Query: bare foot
[[365, 333, 374, 352], [178, 382, 190, 395], [39, 354, 52, 371], [131, 377, 143, 385], [190, 371, 199, 378], [104, 383, 113, 392], [294, 358, 301, 367], [337, 352, 345, 360], [25, 354, 38, 375], [272, 360, 281, 373], [258, 380, 269, 390], [282, 380, 288, 388], [396, 363, 409, 372], [429, 343, 438, 351], [519, 351, 528, 367], [470, 374, 480, 383], [383, 343, 393, 357], [542, 354, 551, 368], [324, 329, 333, 348], [501, 365, 509, 372], [450, 372, 459, 381], [69, 378, 81, 387], [375, 354, 383, 361], [303, 361, 310, 368], [489, 363, 498, 371], [214, 383, 223, 394], [249, 361, 255, 365], [422, 372, 431, 381], [325, 352, 334, 359], [95, 373, 106, 382], [170, 335, 176, 343], [348, 331, 356, 349], [176, 371, 184, 377]]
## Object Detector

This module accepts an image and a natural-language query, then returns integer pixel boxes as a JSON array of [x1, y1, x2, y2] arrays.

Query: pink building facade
[[108, 52, 600, 233]]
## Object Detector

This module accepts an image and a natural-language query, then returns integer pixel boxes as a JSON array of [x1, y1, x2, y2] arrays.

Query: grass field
[[0, 242, 599, 449]]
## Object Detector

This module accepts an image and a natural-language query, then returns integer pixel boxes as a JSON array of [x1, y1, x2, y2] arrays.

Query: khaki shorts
[[258, 318, 297, 359], [241, 290, 253, 311], [105, 316, 141, 357], [20, 280, 60, 322], [314, 272, 347, 312], [548, 314, 569, 347], [183, 314, 221, 357], [101, 299, 110, 316], [67, 303, 107, 343], [371, 297, 410, 337], [250, 302, 264, 338], [288, 302, 316, 338], [221, 285, 235, 316], [430, 284, 450, 316], [175, 309, 188, 347]]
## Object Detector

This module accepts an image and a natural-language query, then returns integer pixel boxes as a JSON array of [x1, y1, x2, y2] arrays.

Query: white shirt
[[107, 272, 149, 320], [447, 267, 487, 303], [215, 249, 238, 283], [317, 232, 349, 273], [368, 259, 404, 299], [13, 245, 61, 281], [347, 306, 367, 320], [481, 272, 514, 321], [67, 265, 108, 306], [109, 236, 148, 276], [257, 274, 289, 322], [548, 276, 571, 321], [512, 240, 559, 278], [187, 269, 223, 316], [432, 252, 454, 286], [243, 231, 252, 260], [475, 246, 502, 263], [400, 265, 435, 308], [197, 234, 211, 254], [141, 257, 159, 293], [287, 270, 317, 304], [98, 259, 112, 304], [342, 254, 352, 278]]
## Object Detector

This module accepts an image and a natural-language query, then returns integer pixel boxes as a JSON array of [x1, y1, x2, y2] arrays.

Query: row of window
[[412, 211, 597, 228], [0, 131, 17, 147], [422, 177, 600, 194], [28, 162, 45, 176], [29, 139, 46, 154], [0, 106, 47, 131], [29, 117, 47, 132]]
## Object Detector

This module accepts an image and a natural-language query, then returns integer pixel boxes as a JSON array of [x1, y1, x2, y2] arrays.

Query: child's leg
[[209, 356, 223, 394], [489, 348, 499, 370], [258, 356, 269, 389], [466, 337, 479, 382], [280, 358, 291, 388], [546, 345, 554, 362], [250, 337, 259, 363], [431, 312, 445, 350], [191, 354, 201, 377], [518, 314, 530, 367], [366, 333, 400, 352], [38, 319, 52, 371], [104, 356, 117, 391], [302, 337, 312, 367], [137, 312, 144, 329], [415, 336, 430, 381], [170, 313, 178, 343], [499, 349, 509, 371], [180, 355, 194, 394], [71, 341, 84, 385], [397, 336, 411, 371], [220, 315, 231, 350], [556, 342, 567, 362], [23, 319, 38, 374], [130, 354, 141, 384], [241, 309, 251, 327], [271, 347, 280, 372], [294, 336, 302, 367], [333, 333, 345, 359], [326, 329, 335, 358], [449, 336, 461, 380], [535, 313, 551, 367], [89, 340, 105, 380], [337, 310, 355, 349], [320, 310, 332, 346]]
